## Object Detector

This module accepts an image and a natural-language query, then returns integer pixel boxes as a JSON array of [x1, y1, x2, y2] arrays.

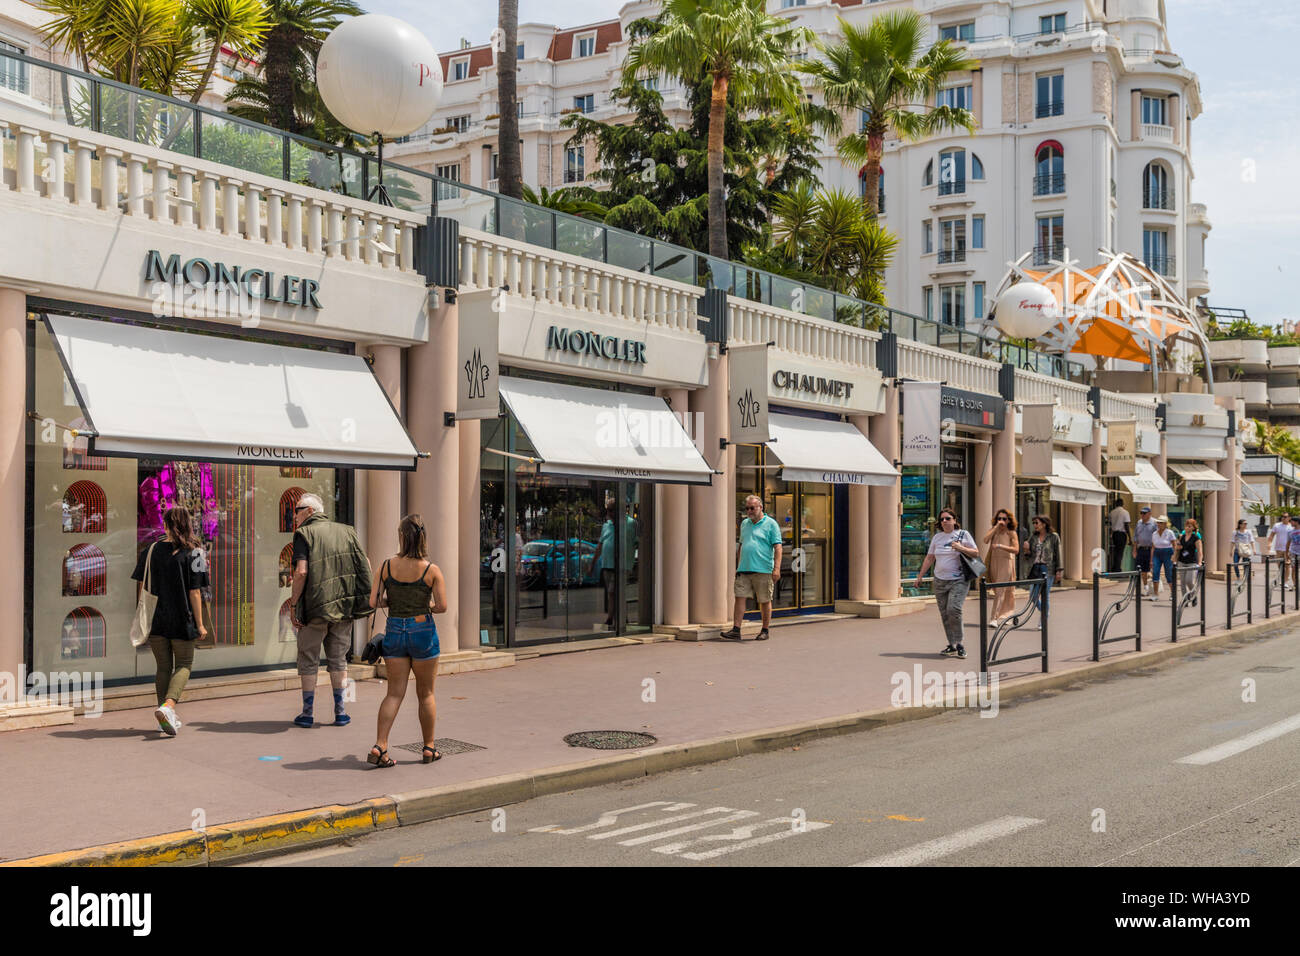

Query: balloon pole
[[368, 132, 392, 206]]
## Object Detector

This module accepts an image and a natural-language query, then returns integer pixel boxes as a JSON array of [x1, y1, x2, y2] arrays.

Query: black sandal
[[367, 745, 395, 768], [422, 746, 442, 764]]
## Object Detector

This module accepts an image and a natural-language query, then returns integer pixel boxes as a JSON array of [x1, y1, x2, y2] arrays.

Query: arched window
[[61, 607, 107, 658], [63, 481, 107, 534], [278, 543, 295, 589], [922, 158, 934, 186], [1034, 141, 1064, 195], [63, 544, 107, 596], [937, 149, 966, 195], [1143, 161, 1173, 210], [971, 153, 985, 179], [279, 487, 307, 533]]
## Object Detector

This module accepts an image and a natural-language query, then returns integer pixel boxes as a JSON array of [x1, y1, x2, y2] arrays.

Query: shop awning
[[1045, 451, 1108, 506], [1117, 459, 1178, 505], [43, 314, 419, 470], [498, 376, 713, 485], [766, 413, 898, 486], [1168, 461, 1230, 492]]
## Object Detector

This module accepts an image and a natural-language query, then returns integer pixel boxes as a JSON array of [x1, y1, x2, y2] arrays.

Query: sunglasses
[[940, 515, 955, 522]]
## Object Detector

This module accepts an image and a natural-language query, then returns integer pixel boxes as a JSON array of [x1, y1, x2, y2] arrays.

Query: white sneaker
[[155, 705, 180, 737]]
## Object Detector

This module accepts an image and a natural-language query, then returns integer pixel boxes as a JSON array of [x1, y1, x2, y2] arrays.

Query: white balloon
[[994, 281, 1061, 339], [317, 14, 443, 138]]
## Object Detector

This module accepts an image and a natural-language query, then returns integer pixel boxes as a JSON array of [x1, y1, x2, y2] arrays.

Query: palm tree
[[185, 0, 270, 103], [496, 0, 522, 199], [623, 0, 811, 261], [245, 0, 360, 134], [806, 10, 979, 218], [521, 184, 608, 220]]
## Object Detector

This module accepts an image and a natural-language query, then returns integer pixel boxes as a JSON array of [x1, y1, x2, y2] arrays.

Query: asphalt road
[[247, 625, 1300, 868]]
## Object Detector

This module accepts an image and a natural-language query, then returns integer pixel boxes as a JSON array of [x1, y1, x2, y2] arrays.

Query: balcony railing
[[0, 56, 29, 95], [1142, 123, 1173, 141], [1145, 254, 1176, 276], [1035, 99, 1064, 118], [0, 47, 1089, 383], [1033, 173, 1066, 195], [937, 247, 966, 264], [1142, 186, 1174, 210], [936, 179, 966, 196], [1033, 242, 1065, 266]]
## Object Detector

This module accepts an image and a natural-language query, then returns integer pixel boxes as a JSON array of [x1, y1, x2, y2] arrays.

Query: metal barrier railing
[[1092, 571, 1141, 661], [978, 578, 1049, 674], [1170, 561, 1206, 641], [1226, 560, 1252, 630], [1261, 554, 1290, 618]]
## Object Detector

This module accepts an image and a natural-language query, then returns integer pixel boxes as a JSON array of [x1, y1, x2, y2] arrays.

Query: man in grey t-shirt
[[1132, 506, 1156, 596]]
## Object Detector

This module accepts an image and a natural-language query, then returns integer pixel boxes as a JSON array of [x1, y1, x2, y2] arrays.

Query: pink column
[[406, 295, 460, 646], [0, 289, 25, 683], [846, 414, 871, 601], [868, 385, 901, 600], [991, 403, 1016, 531], [1153, 436, 1167, 483], [688, 355, 731, 625], [365, 345, 402, 640], [974, 438, 994, 552], [1082, 431, 1103, 576], [661, 387, 690, 625], [1063, 448, 1084, 580], [458, 417, 481, 650], [1216, 443, 1239, 571]]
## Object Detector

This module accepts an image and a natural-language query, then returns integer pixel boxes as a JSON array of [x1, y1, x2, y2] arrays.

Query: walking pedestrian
[[1132, 506, 1156, 595], [1232, 519, 1254, 580], [288, 493, 373, 728], [1022, 514, 1062, 616], [1287, 516, 1300, 594], [1150, 516, 1177, 600], [721, 495, 782, 642], [915, 508, 980, 660], [1267, 512, 1292, 591], [982, 508, 1019, 624], [131, 506, 209, 737], [1175, 518, 1204, 605], [1107, 498, 1131, 572], [365, 515, 448, 768]]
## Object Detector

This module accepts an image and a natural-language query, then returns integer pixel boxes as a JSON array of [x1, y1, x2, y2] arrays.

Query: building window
[[972, 215, 985, 249], [923, 286, 934, 322], [565, 146, 585, 183], [449, 114, 471, 133], [490, 151, 499, 181], [639, 75, 659, 91], [517, 43, 525, 60], [937, 148, 966, 195], [1035, 73, 1064, 118], [1143, 228, 1172, 275], [939, 22, 975, 42], [922, 158, 934, 186], [436, 163, 461, 200], [1034, 142, 1065, 195], [939, 218, 966, 263], [576, 33, 596, 57], [971, 153, 985, 179], [1035, 214, 1064, 264], [1040, 13, 1066, 34], [940, 284, 966, 327], [574, 93, 594, 113], [973, 282, 986, 320], [1143, 162, 1173, 209], [860, 108, 870, 133], [935, 84, 972, 111], [1, 40, 29, 94], [781, 0, 807, 7], [451, 57, 469, 81], [1141, 95, 1168, 126], [922, 220, 933, 254], [878, 168, 885, 214]]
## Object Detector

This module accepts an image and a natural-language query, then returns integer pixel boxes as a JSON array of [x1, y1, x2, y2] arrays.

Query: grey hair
[[744, 494, 763, 507], [298, 493, 325, 516]]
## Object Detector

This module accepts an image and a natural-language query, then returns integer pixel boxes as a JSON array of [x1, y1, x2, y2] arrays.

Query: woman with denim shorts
[[365, 515, 448, 768]]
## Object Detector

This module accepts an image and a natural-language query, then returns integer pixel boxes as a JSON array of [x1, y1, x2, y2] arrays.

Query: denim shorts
[[382, 616, 440, 661]]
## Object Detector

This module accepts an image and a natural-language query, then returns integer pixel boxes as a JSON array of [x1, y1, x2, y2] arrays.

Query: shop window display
[[279, 487, 308, 532], [61, 606, 106, 658], [62, 480, 107, 533], [62, 416, 107, 471], [62, 543, 107, 596], [278, 543, 295, 588]]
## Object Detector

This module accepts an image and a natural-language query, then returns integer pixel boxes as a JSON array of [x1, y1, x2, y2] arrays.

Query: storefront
[[1098, 423, 1174, 571], [1166, 462, 1229, 530]]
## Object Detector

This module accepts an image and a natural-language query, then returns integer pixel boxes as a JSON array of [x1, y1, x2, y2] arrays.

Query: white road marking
[[617, 811, 760, 846], [852, 816, 1044, 867], [654, 817, 831, 860], [588, 806, 742, 841], [529, 801, 694, 834], [1175, 713, 1300, 765]]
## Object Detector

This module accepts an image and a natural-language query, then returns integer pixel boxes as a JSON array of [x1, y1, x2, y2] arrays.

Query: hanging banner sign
[[902, 382, 941, 465], [457, 307, 500, 420], [1020, 403, 1055, 477], [1104, 420, 1138, 476], [728, 343, 770, 445]]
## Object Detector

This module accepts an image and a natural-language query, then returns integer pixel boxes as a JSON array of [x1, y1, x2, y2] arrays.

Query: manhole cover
[[394, 737, 486, 756], [1246, 665, 1293, 673], [564, 730, 658, 750]]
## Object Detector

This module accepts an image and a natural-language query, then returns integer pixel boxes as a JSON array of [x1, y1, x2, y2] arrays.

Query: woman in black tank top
[[365, 515, 448, 768]]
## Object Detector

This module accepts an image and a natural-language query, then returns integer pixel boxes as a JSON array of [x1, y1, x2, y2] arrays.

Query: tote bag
[[129, 542, 159, 647]]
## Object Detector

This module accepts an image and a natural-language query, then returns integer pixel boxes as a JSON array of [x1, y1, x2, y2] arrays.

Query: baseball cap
[[1139, 506, 1151, 513]]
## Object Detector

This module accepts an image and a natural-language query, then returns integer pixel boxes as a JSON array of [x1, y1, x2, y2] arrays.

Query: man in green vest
[[288, 493, 373, 727]]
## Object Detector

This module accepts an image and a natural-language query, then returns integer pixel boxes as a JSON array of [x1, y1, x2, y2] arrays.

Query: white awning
[[767, 413, 898, 486], [1045, 451, 1108, 506], [1168, 461, 1230, 492], [44, 313, 418, 470], [1117, 458, 1178, 505], [498, 376, 713, 485]]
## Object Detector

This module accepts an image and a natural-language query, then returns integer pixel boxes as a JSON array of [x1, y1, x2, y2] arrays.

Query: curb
[[5, 611, 1296, 867]]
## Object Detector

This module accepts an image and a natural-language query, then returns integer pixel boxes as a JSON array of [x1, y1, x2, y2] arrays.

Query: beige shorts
[[734, 571, 776, 604]]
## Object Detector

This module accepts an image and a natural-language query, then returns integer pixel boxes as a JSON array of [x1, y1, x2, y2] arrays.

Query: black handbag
[[361, 565, 388, 663], [956, 532, 987, 581]]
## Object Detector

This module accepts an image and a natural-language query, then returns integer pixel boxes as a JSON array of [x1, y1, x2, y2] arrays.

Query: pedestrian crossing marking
[[528, 801, 694, 835], [653, 817, 832, 860], [588, 806, 744, 841], [618, 811, 760, 847]]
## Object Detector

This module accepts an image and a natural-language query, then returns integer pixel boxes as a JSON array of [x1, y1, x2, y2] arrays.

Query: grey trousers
[[933, 577, 971, 647]]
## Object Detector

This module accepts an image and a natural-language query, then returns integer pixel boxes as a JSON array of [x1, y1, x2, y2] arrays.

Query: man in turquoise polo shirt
[[721, 495, 783, 642]]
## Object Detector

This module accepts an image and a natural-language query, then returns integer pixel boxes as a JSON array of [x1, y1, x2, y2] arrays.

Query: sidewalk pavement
[[2, 572, 1293, 863]]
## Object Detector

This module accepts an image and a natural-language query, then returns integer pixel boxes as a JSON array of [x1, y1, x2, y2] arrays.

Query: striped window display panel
[[63, 481, 107, 533], [61, 606, 107, 658], [63, 543, 107, 596]]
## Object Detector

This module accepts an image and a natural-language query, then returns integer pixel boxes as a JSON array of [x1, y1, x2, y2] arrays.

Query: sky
[[372, 1, 1299, 324]]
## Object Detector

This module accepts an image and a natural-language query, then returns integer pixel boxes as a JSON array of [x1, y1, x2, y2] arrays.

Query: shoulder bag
[[129, 542, 159, 647], [958, 531, 987, 581], [361, 560, 388, 664]]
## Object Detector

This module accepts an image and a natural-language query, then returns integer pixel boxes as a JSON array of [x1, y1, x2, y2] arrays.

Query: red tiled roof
[[547, 20, 622, 61], [439, 46, 496, 81]]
